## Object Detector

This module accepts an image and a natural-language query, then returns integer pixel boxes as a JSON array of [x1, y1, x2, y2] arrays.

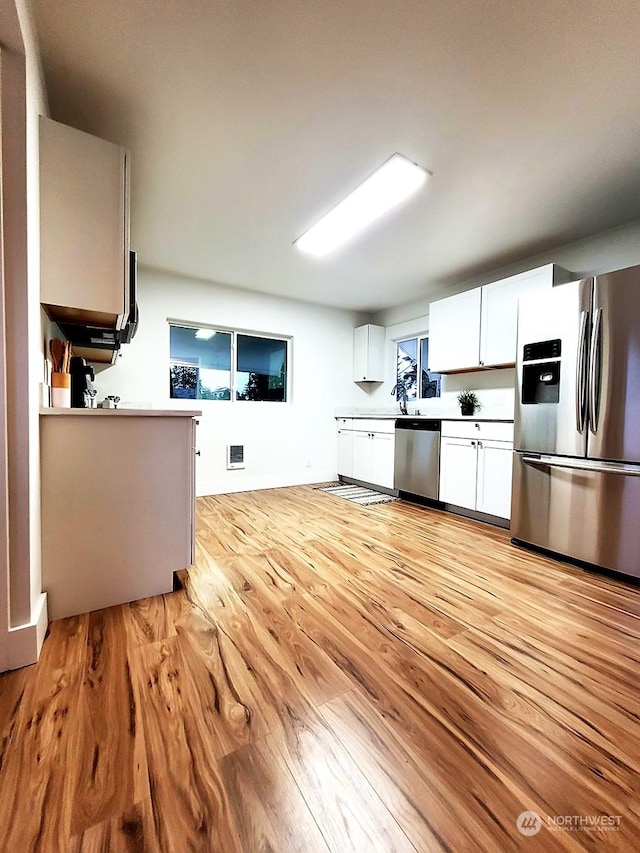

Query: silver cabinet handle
[[471, 440, 476, 446], [575, 310, 588, 433]]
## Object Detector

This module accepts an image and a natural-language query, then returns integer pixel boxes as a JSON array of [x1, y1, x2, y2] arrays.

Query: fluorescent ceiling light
[[294, 153, 429, 257], [195, 328, 216, 340]]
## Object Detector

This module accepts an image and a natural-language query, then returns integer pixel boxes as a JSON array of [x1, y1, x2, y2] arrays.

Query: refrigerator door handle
[[575, 310, 589, 432], [521, 454, 640, 477], [588, 307, 602, 434]]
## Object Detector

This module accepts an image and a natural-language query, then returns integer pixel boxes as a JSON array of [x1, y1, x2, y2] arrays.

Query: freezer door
[[588, 266, 640, 464], [514, 279, 591, 456], [511, 453, 640, 579]]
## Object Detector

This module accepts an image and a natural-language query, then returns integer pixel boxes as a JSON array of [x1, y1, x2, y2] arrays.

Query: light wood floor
[[1, 486, 640, 851]]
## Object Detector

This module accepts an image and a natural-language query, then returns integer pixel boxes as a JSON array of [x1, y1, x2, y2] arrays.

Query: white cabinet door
[[439, 437, 478, 510], [353, 324, 385, 382], [352, 431, 372, 482], [337, 429, 354, 477], [349, 429, 395, 488], [480, 267, 554, 367], [40, 117, 129, 327], [429, 289, 481, 372], [476, 440, 514, 519], [370, 432, 395, 489]]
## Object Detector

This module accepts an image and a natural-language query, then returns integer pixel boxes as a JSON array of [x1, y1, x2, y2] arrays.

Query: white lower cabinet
[[337, 419, 395, 489], [41, 410, 199, 620], [439, 421, 514, 520], [352, 430, 372, 481], [370, 432, 395, 489], [337, 429, 354, 477], [439, 437, 479, 510], [476, 440, 514, 518], [352, 431, 395, 489]]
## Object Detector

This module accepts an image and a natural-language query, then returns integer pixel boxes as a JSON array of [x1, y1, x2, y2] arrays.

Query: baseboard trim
[[197, 470, 337, 496], [7, 592, 48, 670]]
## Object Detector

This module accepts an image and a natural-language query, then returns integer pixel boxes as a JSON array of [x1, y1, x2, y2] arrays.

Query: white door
[[337, 429, 354, 477], [370, 432, 395, 489], [439, 437, 478, 510], [429, 288, 481, 372], [476, 441, 514, 519], [480, 267, 553, 367], [352, 431, 372, 482]]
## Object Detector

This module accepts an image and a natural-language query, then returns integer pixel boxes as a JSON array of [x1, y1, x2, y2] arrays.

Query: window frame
[[168, 320, 291, 403], [395, 334, 441, 401]]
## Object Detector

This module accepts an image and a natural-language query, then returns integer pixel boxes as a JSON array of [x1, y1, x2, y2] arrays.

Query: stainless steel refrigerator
[[511, 265, 640, 579]]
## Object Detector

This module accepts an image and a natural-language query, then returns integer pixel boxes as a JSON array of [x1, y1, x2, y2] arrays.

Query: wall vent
[[227, 444, 245, 470]]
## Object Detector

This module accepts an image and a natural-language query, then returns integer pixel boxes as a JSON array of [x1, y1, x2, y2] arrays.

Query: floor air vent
[[227, 444, 245, 470]]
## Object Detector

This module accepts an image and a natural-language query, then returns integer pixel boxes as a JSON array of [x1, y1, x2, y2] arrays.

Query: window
[[395, 336, 441, 400], [169, 324, 289, 402], [236, 334, 287, 401]]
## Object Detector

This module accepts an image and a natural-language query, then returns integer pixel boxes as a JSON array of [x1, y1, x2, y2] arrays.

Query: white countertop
[[40, 408, 202, 418], [335, 407, 514, 422]]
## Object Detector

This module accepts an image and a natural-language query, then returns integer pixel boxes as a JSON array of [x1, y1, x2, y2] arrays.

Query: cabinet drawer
[[336, 418, 353, 429], [351, 418, 396, 434], [441, 420, 514, 441]]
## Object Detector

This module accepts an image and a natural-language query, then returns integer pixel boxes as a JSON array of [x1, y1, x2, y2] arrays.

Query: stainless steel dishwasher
[[394, 419, 441, 499]]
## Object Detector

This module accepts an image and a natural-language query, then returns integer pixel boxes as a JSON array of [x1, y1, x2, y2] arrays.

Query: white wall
[[93, 267, 370, 494], [377, 219, 640, 327], [366, 219, 640, 415]]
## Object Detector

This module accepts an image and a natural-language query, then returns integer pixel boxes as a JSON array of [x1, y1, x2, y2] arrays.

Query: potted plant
[[457, 389, 481, 416]]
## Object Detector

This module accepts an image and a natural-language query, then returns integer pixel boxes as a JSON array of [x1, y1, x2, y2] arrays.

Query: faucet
[[391, 382, 408, 416]]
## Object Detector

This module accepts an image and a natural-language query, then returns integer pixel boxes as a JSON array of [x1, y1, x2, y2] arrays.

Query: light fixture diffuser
[[195, 328, 216, 340], [294, 153, 429, 257]]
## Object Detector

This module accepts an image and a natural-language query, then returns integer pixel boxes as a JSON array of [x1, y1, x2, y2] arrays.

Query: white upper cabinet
[[353, 324, 385, 382], [429, 264, 570, 373], [40, 117, 130, 329], [479, 265, 560, 367], [429, 288, 481, 372]]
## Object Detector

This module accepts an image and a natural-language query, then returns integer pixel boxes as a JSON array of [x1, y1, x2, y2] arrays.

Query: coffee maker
[[70, 356, 95, 408]]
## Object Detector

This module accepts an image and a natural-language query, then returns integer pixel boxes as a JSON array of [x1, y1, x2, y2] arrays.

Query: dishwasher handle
[[395, 419, 441, 431]]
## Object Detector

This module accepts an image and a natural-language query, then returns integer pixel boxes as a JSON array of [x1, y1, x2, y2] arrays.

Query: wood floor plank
[[320, 688, 567, 852], [71, 606, 150, 835], [130, 637, 243, 852], [174, 606, 274, 755], [217, 551, 353, 705], [70, 797, 158, 852], [219, 735, 331, 853], [123, 594, 177, 648], [0, 666, 29, 773], [0, 615, 88, 851]]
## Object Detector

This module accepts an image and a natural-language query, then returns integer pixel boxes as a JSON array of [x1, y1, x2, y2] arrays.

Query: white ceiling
[[32, 0, 640, 312]]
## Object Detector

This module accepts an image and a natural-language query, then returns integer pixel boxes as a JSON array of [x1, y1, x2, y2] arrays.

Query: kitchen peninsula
[[40, 408, 200, 619]]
